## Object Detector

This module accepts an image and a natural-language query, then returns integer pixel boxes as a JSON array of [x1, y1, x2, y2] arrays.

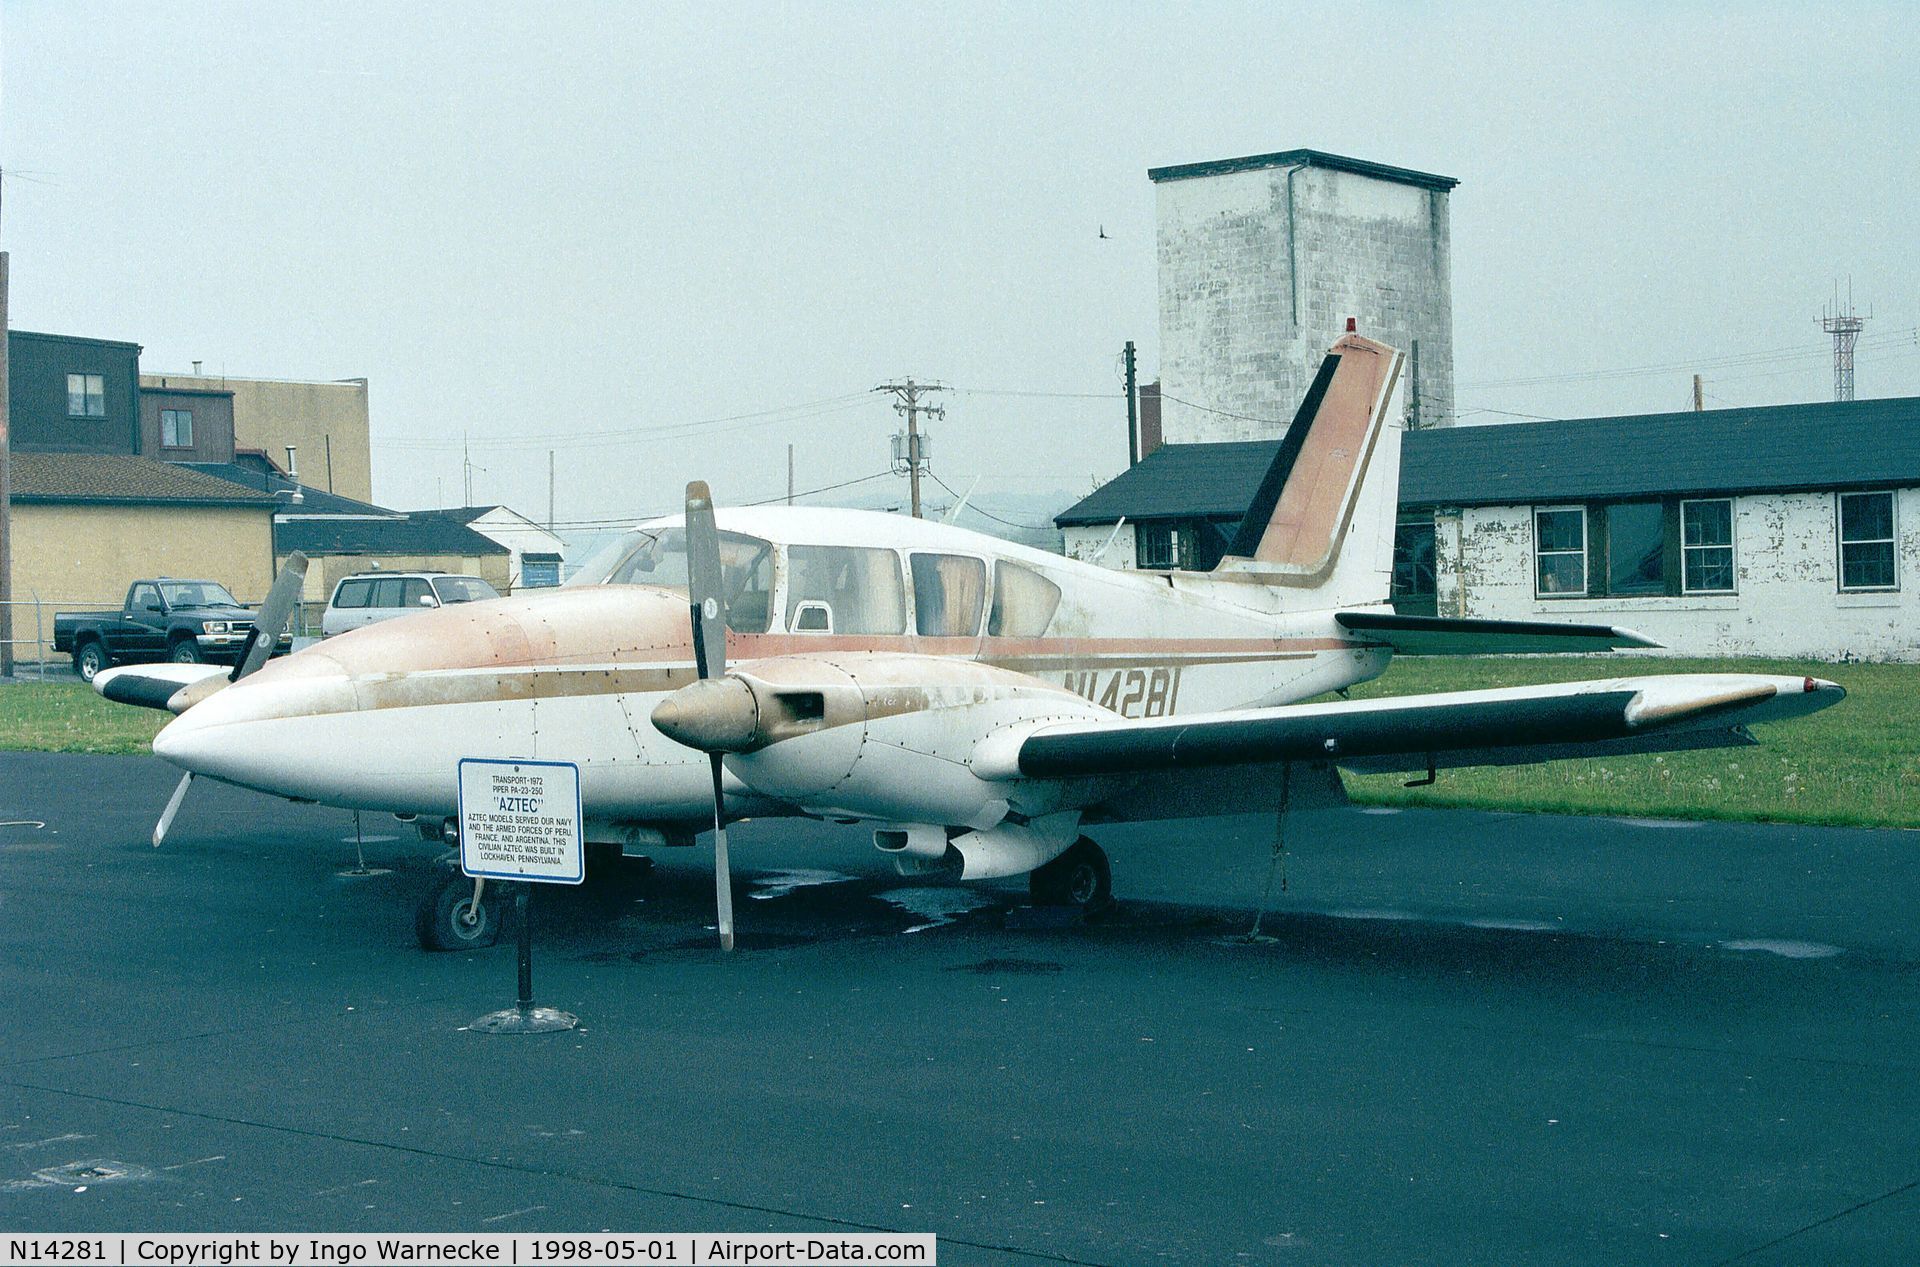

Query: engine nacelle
[[678, 653, 1111, 828], [876, 813, 1081, 881]]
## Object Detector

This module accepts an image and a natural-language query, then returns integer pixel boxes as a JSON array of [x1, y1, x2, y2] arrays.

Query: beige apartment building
[[140, 371, 373, 502]]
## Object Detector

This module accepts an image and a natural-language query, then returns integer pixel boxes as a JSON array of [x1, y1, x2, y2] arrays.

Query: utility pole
[[875, 379, 944, 518], [1692, 374, 1704, 412], [1123, 341, 1139, 466], [787, 444, 795, 505], [1, 249, 12, 679], [548, 450, 555, 529], [463, 434, 473, 507]]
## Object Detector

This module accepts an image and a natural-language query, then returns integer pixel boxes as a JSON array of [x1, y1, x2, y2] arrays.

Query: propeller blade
[[233, 551, 310, 681], [154, 771, 193, 847], [709, 753, 735, 952], [684, 481, 726, 680], [687, 481, 736, 950]]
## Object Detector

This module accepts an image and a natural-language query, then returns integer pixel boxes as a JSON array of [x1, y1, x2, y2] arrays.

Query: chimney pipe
[[285, 446, 298, 482]]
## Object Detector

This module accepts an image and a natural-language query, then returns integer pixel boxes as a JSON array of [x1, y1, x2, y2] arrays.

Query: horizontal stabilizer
[[1006, 673, 1841, 781], [1335, 611, 1657, 655], [94, 663, 229, 713]]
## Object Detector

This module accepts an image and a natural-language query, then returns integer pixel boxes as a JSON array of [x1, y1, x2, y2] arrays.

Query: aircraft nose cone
[[652, 677, 760, 753]]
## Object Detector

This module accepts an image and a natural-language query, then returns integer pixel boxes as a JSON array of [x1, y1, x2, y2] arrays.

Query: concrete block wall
[[1435, 490, 1920, 661], [1156, 163, 1452, 444]]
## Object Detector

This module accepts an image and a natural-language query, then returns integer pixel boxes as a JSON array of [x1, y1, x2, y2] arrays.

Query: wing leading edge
[[1002, 674, 1842, 781]]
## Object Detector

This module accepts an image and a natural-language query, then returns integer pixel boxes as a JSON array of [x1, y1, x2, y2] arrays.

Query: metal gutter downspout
[[1284, 163, 1307, 329]]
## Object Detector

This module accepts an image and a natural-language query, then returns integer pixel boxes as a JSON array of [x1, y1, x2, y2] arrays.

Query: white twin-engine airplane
[[95, 332, 1843, 951]]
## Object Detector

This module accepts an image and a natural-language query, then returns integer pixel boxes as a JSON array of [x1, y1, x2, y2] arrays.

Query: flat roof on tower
[[1147, 148, 1459, 191]]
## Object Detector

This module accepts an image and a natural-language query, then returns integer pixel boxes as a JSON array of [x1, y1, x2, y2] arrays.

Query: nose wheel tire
[[1029, 836, 1113, 912], [416, 870, 504, 951]]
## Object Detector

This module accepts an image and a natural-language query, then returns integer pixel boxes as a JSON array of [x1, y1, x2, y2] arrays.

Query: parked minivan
[[321, 572, 501, 637]]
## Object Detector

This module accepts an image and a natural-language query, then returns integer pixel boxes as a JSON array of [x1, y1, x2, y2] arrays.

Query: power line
[[924, 471, 1056, 531], [1456, 328, 1919, 393], [1152, 391, 1292, 427], [373, 392, 878, 453], [538, 470, 896, 531]]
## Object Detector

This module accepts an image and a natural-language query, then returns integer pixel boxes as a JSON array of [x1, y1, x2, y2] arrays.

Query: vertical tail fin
[[1215, 333, 1405, 606]]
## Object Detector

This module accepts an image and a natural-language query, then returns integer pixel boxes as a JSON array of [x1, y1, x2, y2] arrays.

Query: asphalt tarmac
[[1, 751, 1916, 1265]]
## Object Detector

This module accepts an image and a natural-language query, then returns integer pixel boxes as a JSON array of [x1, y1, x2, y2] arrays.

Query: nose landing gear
[[417, 864, 505, 951]]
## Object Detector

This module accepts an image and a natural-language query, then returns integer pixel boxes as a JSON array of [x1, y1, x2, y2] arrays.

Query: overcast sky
[[4, 2, 1916, 526]]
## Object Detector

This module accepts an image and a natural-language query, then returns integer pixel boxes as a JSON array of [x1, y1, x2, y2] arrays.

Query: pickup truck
[[54, 578, 289, 682]]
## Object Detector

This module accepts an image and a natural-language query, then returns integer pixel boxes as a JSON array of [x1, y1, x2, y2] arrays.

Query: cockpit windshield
[[565, 527, 776, 633]]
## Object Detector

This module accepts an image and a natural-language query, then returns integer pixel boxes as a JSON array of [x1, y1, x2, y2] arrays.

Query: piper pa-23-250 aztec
[[93, 332, 1843, 950]]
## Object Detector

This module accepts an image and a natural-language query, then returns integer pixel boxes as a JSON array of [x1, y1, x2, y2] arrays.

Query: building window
[[1534, 507, 1588, 596], [68, 373, 105, 417], [1605, 500, 1666, 595], [1391, 515, 1437, 615], [1838, 492, 1898, 591], [1681, 499, 1735, 593], [161, 408, 194, 448], [1134, 523, 1197, 570]]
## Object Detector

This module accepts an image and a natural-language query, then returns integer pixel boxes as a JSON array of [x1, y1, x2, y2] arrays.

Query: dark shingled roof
[[1055, 396, 1920, 526], [1400, 396, 1920, 506], [12, 452, 278, 507], [1148, 148, 1459, 192], [408, 506, 498, 525], [1055, 441, 1278, 526], [274, 516, 509, 557], [178, 462, 403, 518]]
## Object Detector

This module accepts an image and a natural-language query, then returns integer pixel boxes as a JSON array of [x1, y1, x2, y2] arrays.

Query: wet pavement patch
[[650, 932, 819, 954], [1720, 938, 1843, 959], [950, 958, 1064, 976]]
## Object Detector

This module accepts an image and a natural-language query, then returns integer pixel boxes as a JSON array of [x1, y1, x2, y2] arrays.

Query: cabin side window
[[786, 545, 906, 635], [988, 561, 1063, 637], [575, 527, 774, 632], [910, 553, 987, 637]]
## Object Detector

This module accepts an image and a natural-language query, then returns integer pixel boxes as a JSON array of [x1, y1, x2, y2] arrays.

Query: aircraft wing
[[1334, 611, 1656, 655], [1004, 674, 1841, 782]]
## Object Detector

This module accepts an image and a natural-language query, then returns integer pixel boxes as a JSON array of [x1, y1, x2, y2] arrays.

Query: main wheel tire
[[74, 640, 109, 683], [416, 872, 504, 951], [1029, 836, 1113, 911], [169, 638, 204, 664]]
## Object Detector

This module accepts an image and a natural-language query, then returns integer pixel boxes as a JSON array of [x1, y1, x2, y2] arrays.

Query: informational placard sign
[[457, 758, 584, 885]]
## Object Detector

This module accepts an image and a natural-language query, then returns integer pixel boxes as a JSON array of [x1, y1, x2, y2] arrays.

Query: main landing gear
[[416, 861, 506, 951], [1029, 836, 1113, 913]]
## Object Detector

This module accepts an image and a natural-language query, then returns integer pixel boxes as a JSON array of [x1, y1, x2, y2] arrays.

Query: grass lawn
[[0, 679, 168, 755], [1344, 656, 1919, 830], [1, 657, 1913, 829]]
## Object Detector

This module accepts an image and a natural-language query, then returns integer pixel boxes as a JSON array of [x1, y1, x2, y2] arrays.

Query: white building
[[1398, 397, 1919, 661], [1152, 148, 1457, 442], [409, 505, 568, 589], [1056, 396, 1920, 662]]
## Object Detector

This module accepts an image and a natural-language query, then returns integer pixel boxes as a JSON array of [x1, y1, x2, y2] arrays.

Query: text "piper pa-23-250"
[[93, 332, 1844, 950]]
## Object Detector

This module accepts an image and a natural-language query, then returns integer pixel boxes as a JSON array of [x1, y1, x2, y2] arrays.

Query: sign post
[[457, 758, 584, 1034]]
